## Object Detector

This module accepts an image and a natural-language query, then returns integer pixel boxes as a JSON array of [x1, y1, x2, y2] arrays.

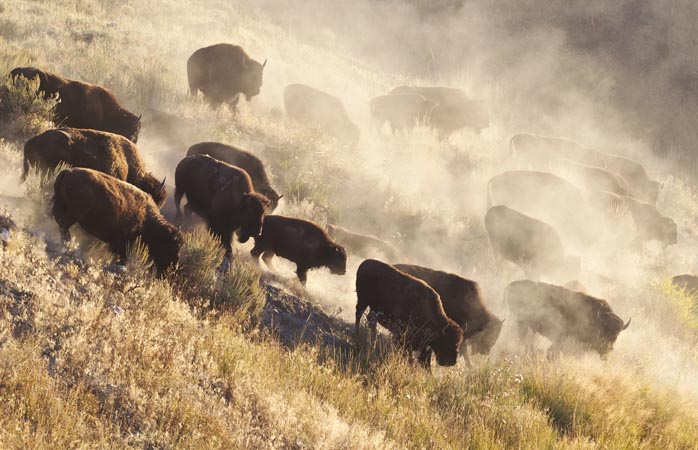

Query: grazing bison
[[174, 155, 270, 269], [485, 206, 580, 282], [251, 215, 347, 285], [284, 83, 359, 145], [560, 159, 633, 197], [394, 264, 503, 366], [505, 280, 631, 357], [23, 128, 166, 205], [11, 67, 141, 142], [389, 86, 489, 138], [355, 259, 463, 368], [487, 170, 592, 245], [327, 224, 398, 262], [186, 141, 281, 211], [370, 93, 437, 135], [187, 43, 266, 106], [52, 168, 182, 276], [671, 274, 698, 294]]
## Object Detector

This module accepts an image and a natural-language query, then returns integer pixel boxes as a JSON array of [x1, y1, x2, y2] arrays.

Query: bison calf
[[186, 142, 281, 211], [356, 259, 463, 368], [250, 215, 346, 285], [52, 168, 182, 276], [394, 264, 503, 366], [174, 154, 270, 270], [505, 280, 630, 357], [24, 128, 166, 205]]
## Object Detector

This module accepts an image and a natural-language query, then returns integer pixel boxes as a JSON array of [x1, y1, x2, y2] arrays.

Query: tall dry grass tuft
[[0, 75, 56, 143]]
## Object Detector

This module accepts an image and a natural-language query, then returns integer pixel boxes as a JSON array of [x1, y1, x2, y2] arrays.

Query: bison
[[487, 170, 593, 245], [485, 205, 580, 282], [283, 83, 359, 145], [23, 128, 166, 205], [394, 264, 503, 366], [622, 195, 677, 246], [370, 93, 437, 135], [389, 86, 489, 139], [250, 215, 347, 285], [52, 168, 182, 276], [597, 152, 661, 204], [186, 141, 281, 211], [671, 274, 698, 294], [174, 154, 270, 269], [11, 67, 141, 142], [187, 43, 266, 107], [355, 259, 464, 368], [505, 280, 630, 357], [326, 224, 398, 262], [560, 159, 633, 198]]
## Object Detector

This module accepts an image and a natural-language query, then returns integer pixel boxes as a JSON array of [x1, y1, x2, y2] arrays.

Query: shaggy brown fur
[[251, 215, 347, 285], [187, 43, 266, 106], [505, 280, 630, 357], [10, 67, 140, 142], [186, 142, 281, 211], [23, 128, 166, 205], [389, 86, 488, 139], [326, 224, 398, 262], [174, 155, 270, 267], [52, 168, 182, 276], [485, 206, 580, 283], [370, 93, 437, 134], [283, 83, 359, 145], [355, 259, 463, 368], [394, 264, 503, 366]]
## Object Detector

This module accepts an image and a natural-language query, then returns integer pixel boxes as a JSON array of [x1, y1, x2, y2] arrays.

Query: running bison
[[394, 264, 503, 366], [284, 83, 359, 145], [485, 206, 580, 282], [355, 259, 463, 369], [251, 215, 346, 285], [11, 67, 141, 142], [186, 141, 282, 211], [505, 280, 631, 357], [174, 155, 270, 270], [327, 224, 398, 262], [187, 44, 266, 107], [23, 128, 166, 205], [389, 86, 488, 139], [52, 168, 182, 276], [370, 93, 437, 135]]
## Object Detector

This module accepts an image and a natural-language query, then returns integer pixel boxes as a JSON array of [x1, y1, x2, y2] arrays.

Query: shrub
[[0, 74, 56, 143]]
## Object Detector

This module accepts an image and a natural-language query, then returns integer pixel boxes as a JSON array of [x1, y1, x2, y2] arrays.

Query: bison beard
[[51, 168, 182, 276], [250, 215, 347, 285], [355, 259, 463, 369]]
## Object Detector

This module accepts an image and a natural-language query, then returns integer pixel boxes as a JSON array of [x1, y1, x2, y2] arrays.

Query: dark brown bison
[[326, 224, 398, 262], [355, 259, 464, 368], [370, 93, 437, 134], [389, 86, 489, 139], [284, 83, 359, 145], [394, 264, 503, 366], [186, 142, 281, 211], [487, 170, 592, 245], [187, 44, 266, 107], [671, 274, 698, 294], [251, 215, 347, 285], [485, 205, 580, 282], [505, 280, 630, 357], [23, 128, 166, 205], [174, 155, 270, 269], [10, 67, 141, 142], [52, 168, 182, 276]]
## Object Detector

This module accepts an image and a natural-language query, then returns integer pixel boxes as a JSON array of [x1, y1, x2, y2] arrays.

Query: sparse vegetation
[[0, 75, 56, 142], [1, 0, 698, 449]]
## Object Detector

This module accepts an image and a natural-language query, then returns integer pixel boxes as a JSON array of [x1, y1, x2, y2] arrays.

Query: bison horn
[[137, 113, 142, 122], [262, 58, 267, 70], [277, 194, 283, 200], [622, 317, 631, 330], [156, 177, 166, 193]]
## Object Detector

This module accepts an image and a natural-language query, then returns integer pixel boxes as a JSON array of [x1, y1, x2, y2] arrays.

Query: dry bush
[[0, 75, 56, 143]]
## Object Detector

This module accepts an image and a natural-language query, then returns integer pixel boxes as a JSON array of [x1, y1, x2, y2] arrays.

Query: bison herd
[[14, 40, 677, 371]]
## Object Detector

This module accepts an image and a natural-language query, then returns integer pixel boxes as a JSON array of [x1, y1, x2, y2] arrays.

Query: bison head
[[240, 58, 266, 101], [432, 320, 464, 366], [325, 242, 347, 275], [237, 192, 271, 243], [144, 220, 183, 277], [262, 188, 282, 212], [139, 175, 167, 207], [469, 318, 504, 355]]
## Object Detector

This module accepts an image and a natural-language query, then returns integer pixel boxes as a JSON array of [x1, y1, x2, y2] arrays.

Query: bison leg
[[417, 348, 433, 370], [461, 345, 473, 368], [51, 199, 77, 243], [366, 310, 379, 343], [296, 266, 308, 286], [212, 227, 234, 272], [174, 187, 184, 225], [261, 250, 276, 271], [109, 239, 129, 265]]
